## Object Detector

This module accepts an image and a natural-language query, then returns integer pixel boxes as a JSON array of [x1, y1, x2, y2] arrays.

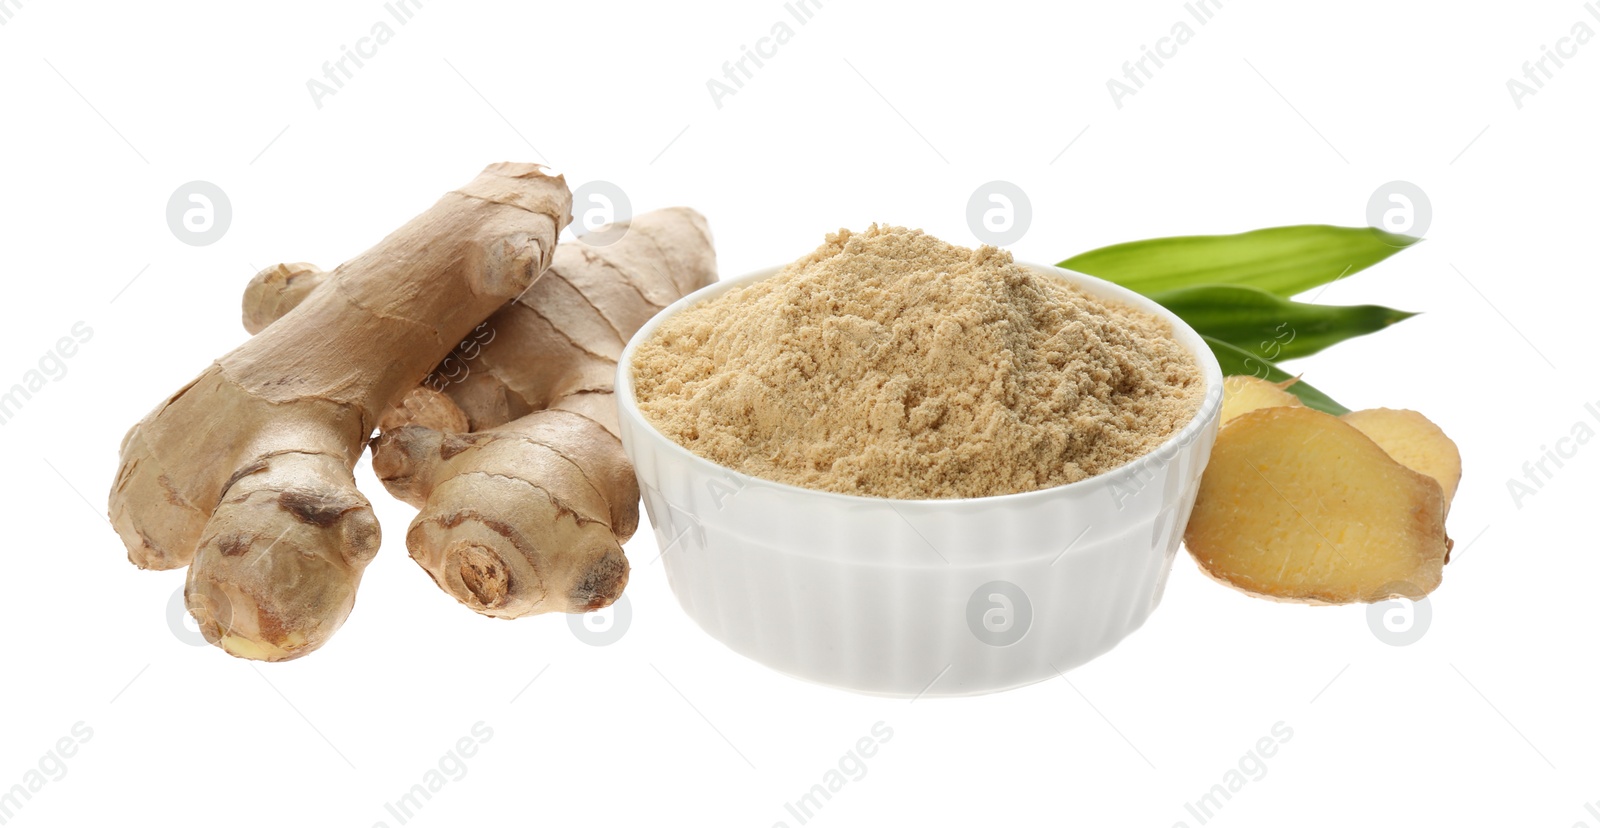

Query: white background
[[1, 1, 1596, 825]]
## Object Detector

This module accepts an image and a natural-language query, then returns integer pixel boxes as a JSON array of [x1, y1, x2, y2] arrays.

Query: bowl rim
[[616, 260, 1225, 508]]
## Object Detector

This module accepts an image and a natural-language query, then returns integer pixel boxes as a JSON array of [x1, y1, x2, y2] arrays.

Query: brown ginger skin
[[110, 163, 571, 660], [374, 395, 640, 616], [241, 262, 322, 336], [244, 207, 719, 617]]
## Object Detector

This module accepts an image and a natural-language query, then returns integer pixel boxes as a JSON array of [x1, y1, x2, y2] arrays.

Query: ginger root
[[1185, 396, 1457, 603], [110, 163, 571, 660], [241, 262, 323, 336], [244, 208, 718, 618]]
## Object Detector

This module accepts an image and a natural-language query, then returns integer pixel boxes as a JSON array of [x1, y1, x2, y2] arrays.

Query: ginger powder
[[631, 225, 1204, 499]]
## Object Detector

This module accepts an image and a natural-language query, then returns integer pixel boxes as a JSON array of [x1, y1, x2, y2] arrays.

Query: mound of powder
[[630, 225, 1204, 499]]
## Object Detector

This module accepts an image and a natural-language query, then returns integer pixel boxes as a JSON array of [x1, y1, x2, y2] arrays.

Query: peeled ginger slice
[[1341, 408, 1461, 503], [1220, 375, 1303, 424], [1185, 406, 1450, 603]]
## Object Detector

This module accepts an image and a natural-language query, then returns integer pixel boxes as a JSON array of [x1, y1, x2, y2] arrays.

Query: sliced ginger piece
[[1341, 408, 1461, 502], [1220, 375, 1303, 424], [1185, 405, 1449, 603]]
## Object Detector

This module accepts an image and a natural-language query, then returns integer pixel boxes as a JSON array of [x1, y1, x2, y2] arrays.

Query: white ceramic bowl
[[617, 262, 1224, 697]]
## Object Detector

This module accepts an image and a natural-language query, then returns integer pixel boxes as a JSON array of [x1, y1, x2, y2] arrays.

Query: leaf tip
[[1370, 227, 1424, 249]]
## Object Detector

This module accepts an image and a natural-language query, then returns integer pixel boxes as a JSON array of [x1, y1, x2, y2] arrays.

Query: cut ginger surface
[[1219, 375, 1303, 424], [1185, 405, 1450, 603], [1341, 408, 1462, 503]]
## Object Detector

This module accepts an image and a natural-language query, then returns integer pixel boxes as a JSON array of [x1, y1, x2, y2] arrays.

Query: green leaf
[[1059, 225, 1419, 297], [1150, 284, 1416, 361], [1204, 335, 1349, 415]]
